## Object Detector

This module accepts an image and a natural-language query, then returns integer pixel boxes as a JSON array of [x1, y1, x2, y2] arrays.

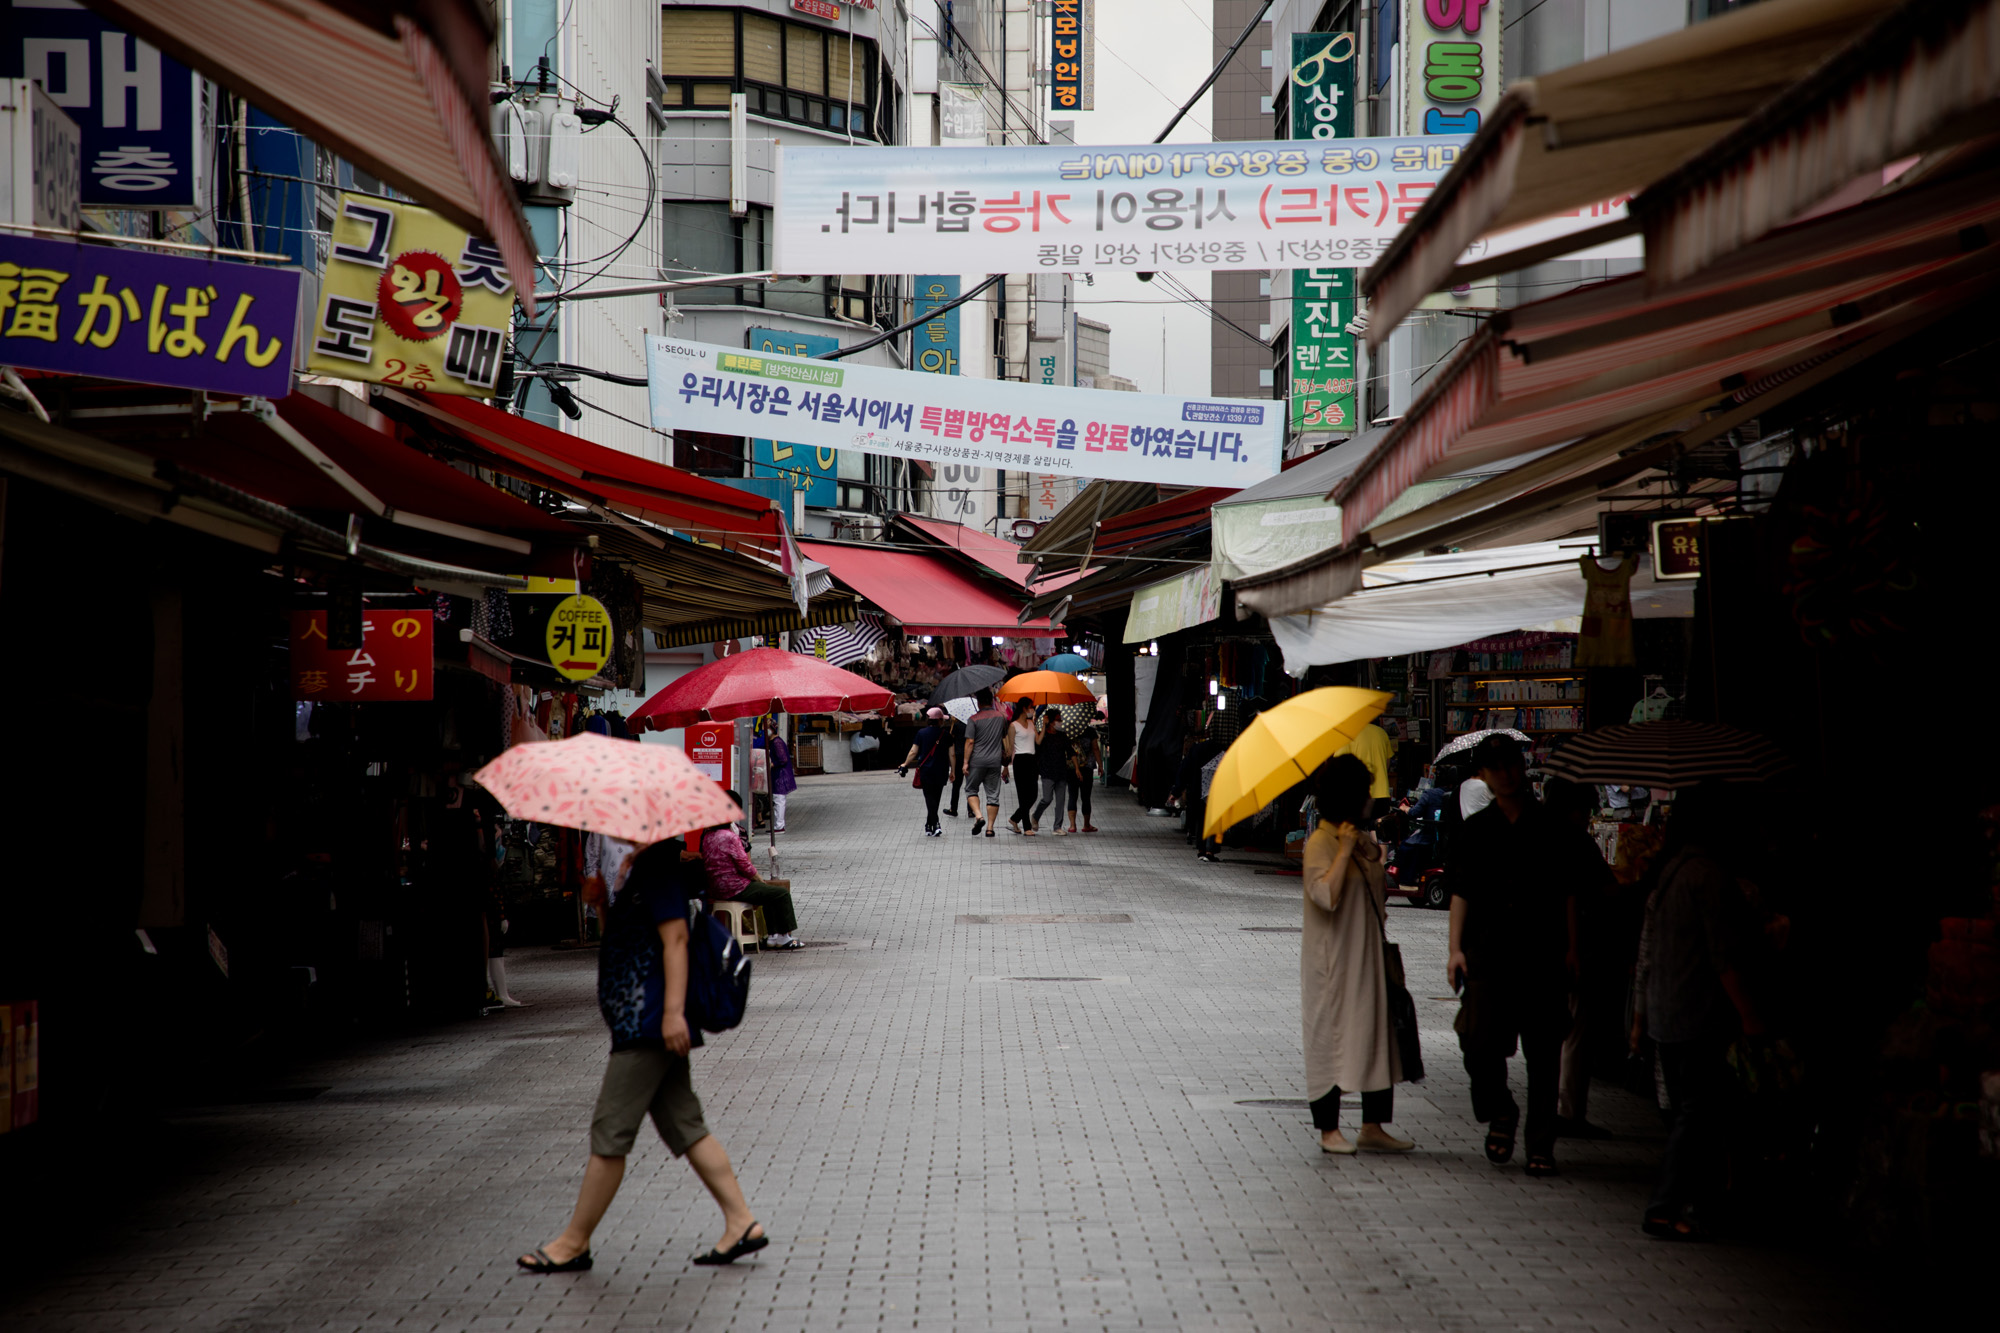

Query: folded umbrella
[[1540, 721, 1792, 788], [473, 733, 741, 844], [1043, 652, 1092, 673], [998, 670, 1095, 706], [929, 663, 1007, 705], [1204, 688, 1393, 841]]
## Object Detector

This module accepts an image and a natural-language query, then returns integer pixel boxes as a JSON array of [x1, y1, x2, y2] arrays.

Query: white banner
[[774, 135, 1468, 276], [647, 338, 1281, 490]]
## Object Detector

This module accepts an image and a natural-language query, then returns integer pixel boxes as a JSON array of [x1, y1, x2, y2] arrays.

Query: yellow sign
[[306, 193, 514, 396], [524, 576, 581, 594], [545, 594, 614, 680]]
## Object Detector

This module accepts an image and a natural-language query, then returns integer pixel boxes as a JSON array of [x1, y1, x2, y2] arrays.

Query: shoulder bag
[[1359, 860, 1426, 1083], [911, 733, 942, 788]]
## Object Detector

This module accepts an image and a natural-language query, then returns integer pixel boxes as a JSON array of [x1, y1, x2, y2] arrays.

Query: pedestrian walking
[[898, 707, 953, 836], [1007, 701, 1040, 834], [1444, 734, 1586, 1177], [1063, 722, 1100, 835], [962, 689, 1014, 838], [702, 796, 804, 950], [1031, 706, 1069, 833], [756, 721, 796, 832], [945, 710, 966, 818], [516, 836, 769, 1274], [1302, 755, 1415, 1154], [1544, 777, 1617, 1141]]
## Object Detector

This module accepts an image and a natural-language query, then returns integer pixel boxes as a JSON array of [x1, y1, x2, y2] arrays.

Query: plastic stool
[[709, 900, 766, 952]]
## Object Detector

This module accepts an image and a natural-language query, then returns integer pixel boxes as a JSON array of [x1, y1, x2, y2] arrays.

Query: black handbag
[[1361, 869, 1426, 1083]]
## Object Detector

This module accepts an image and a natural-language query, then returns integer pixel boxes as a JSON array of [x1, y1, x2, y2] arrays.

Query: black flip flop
[[1524, 1154, 1559, 1178], [517, 1246, 593, 1273], [692, 1223, 769, 1266], [1484, 1119, 1517, 1165]]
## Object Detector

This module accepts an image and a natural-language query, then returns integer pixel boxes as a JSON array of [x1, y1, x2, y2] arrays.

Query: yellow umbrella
[[1203, 687, 1393, 840], [997, 670, 1096, 706]]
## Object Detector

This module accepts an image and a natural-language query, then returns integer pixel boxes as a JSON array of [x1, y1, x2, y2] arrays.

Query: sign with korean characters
[[1288, 32, 1355, 140], [1050, 0, 1093, 112], [546, 593, 614, 680], [773, 134, 1467, 276], [1292, 267, 1355, 432], [912, 276, 960, 376], [0, 232, 297, 396], [1652, 518, 1708, 580], [1403, 0, 1500, 308], [1, 6, 203, 208], [306, 193, 513, 395], [747, 326, 839, 508], [648, 336, 1281, 490], [291, 606, 433, 701]]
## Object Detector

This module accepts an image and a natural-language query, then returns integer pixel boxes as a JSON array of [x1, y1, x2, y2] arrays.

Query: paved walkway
[[5, 774, 1886, 1331]]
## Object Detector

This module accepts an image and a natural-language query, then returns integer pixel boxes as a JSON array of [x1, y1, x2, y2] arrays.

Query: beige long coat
[[1301, 823, 1401, 1101]]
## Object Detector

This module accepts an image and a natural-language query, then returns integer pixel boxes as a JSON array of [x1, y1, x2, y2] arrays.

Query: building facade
[[1208, 0, 1275, 405]]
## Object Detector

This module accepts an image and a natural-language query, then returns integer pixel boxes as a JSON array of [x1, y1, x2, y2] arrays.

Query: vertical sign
[[1288, 32, 1357, 436], [1, 5, 202, 208], [911, 276, 960, 376], [747, 326, 840, 508], [1404, 0, 1500, 307], [940, 81, 987, 147], [1050, 1, 1094, 112]]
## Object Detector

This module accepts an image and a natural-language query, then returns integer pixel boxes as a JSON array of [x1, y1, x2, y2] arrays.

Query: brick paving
[[2, 773, 1889, 1331]]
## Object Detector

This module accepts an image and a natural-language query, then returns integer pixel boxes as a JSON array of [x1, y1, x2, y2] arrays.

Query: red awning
[[799, 540, 1062, 636], [377, 389, 790, 563], [895, 515, 1083, 591]]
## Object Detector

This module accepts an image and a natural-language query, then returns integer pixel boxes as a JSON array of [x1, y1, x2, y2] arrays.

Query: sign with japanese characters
[[0, 232, 297, 395], [1050, 0, 1093, 112], [2, 6, 203, 207], [290, 606, 433, 701], [773, 134, 1467, 275], [648, 336, 1282, 490], [1291, 267, 1355, 432], [306, 193, 514, 396], [545, 593, 613, 681], [747, 326, 839, 508]]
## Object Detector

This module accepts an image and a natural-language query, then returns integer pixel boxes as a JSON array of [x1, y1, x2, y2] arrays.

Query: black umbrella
[[929, 664, 1007, 705], [1540, 721, 1792, 788]]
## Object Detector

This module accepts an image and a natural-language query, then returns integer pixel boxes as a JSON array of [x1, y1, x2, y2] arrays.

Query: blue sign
[[912, 276, 960, 377], [2, 4, 202, 209], [0, 232, 300, 396], [747, 326, 839, 509]]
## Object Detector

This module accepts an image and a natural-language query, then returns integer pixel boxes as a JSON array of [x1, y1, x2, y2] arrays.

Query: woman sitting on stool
[[701, 795, 804, 950]]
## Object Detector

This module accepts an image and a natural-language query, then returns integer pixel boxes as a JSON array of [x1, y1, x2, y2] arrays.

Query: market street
[[1, 775, 1885, 1333]]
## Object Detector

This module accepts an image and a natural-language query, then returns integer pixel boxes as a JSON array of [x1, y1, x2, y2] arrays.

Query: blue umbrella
[[1043, 652, 1092, 673]]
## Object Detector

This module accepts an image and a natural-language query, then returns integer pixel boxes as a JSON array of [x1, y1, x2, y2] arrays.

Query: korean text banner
[[0, 233, 298, 397], [306, 194, 514, 396], [647, 337, 1280, 490], [774, 135, 1466, 275]]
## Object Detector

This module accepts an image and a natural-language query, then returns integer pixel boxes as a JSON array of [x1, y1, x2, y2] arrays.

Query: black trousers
[[1311, 1085, 1392, 1129], [1648, 1038, 1733, 1221], [921, 775, 947, 830], [1010, 753, 1039, 826], [1458, 972, 1569, 1158]]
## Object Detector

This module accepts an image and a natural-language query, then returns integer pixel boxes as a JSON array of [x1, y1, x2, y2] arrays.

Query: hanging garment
[[1576, 556, 1636, 667]]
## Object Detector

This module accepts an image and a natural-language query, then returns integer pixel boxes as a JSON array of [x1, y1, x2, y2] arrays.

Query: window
[[660, 202, 870, 323], [659, 7, 877, 137], [674, 430, 742, 476]]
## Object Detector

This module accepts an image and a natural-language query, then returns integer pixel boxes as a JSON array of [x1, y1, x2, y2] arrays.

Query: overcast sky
[[1060, 5, 1224, 397]]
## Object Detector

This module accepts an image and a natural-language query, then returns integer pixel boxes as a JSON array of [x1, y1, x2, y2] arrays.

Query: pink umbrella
[[628, 646, 892, 731], [473, 733, 741, 844]]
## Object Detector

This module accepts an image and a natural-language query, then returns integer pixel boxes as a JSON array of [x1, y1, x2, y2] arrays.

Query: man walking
[[517, 835, 769, 1273], [962, 688, 1014, 838], [1445, 735, 1586, 1178]]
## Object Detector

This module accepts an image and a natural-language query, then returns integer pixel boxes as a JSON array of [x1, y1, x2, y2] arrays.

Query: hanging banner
[[648, 336, 1281, 489], [290, 606, 433, 701], [306, 193, 514, 395], [940, 82, 987, 148], [774, 134, 1466, 276], [747, 326, 839, 508]]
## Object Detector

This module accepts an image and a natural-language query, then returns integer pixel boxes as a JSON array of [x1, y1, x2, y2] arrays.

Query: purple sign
[[0, 233, 299, 397]]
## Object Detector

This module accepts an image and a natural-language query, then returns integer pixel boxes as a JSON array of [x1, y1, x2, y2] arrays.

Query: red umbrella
[[628, 647, 892, 731]]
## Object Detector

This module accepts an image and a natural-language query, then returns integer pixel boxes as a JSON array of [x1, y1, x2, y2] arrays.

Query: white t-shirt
[[1459, 777, 1493, 820], [1012, 719, 1037, 756]]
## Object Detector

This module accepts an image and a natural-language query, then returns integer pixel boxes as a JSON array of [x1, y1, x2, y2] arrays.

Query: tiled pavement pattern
[[4, 774, 1888, 1332]]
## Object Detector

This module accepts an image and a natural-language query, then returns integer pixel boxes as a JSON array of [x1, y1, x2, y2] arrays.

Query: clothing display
[[1577, 555, 1637, 667]]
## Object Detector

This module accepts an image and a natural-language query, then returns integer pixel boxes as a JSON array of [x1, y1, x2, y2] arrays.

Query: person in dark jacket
[[899, 707, 955, 837]]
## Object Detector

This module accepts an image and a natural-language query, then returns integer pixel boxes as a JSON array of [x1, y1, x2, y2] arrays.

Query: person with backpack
[[516, 835, 770, 1275]]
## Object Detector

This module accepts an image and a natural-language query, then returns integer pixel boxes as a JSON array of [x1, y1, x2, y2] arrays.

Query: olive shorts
[[589, 1046, 710, 1158]]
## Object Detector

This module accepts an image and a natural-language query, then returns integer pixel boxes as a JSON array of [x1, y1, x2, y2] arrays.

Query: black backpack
[[685, 898, 752, 1033]]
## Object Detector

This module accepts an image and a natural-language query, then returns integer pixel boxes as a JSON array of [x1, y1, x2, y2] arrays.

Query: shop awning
[[591, 526, 861, 649], [375, 389, 793, 566], [1360, 0, 1893, 343], [890, 514, 1081, 592], [1264, 542, 1692, 675], [798, 540, 1061, 636], [1020, 481, 1163, 573], [90, 0, 538, 313], [1123, 566, 1222, 644]]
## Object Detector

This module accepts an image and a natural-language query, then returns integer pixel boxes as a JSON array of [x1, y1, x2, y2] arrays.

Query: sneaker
[[970, 819, 985, 836], [1197, 851, 1219, 863], [1051, 827, 1069, 836], [1146, 808, 1175, 817]]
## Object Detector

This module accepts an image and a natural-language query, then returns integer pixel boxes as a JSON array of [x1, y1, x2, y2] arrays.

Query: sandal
[[517, 1246, 593, 1274], [1643, 1210, 1705, 1241], [692, 1221, 769, 1266], [1484, 1119, 1517, 1165], [1524, 1154, 1559, 1178]]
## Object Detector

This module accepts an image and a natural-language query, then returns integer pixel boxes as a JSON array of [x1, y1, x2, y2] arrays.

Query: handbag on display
[[1361, 866, 1426, 1083]]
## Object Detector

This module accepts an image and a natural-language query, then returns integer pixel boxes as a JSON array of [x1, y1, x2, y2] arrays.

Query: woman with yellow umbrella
[[1205, 688, 1417, 1156]]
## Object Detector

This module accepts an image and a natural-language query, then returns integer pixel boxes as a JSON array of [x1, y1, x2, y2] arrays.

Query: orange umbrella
[[997, 670, 1095, 706]]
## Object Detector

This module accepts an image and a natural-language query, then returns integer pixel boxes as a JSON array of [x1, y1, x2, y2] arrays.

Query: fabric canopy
[[799, 540, 1061, 635], [892, 515, 1082, 591], [1123, 566, 1221, 644], [1265, 542, 1692, 675], [1020, 481, 1162, 570]]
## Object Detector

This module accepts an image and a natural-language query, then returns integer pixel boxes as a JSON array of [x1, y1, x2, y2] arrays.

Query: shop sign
[[1286, 33, 1357, 436], [792, 0, 839, 19], [1050, 0, 1094, 113], [773, 133, 1465, 277], [940, 82, 987, 148], [648, 335, 1282, 490], [0, 232, 298, 396], [1652, 518, 1708, 580], [305, 192, 514, 396], [747, 326, 839, 509], [545, 593, 613, 680], [1402, 0, 1500, 308], [685, 722, 732, 787], [290, 606, 434, 700], [912, 276, 960, 377], [2, 8, 203, 208]]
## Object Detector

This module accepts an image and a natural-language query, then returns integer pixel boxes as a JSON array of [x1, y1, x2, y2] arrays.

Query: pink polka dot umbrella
[[472, 732, 742, 845]]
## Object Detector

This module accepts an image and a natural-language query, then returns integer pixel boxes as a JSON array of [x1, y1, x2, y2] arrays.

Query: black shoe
[[970, 819, 985, 836], [518, 1247, 593, 1273], [1556, 1116, 1613, 1141], [692, 1222, 769, 1266]]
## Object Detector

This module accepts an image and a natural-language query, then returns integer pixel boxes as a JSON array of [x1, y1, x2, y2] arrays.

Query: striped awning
[[792, 613, 889, 666], [653, 601, 860, 650], [1541, 721, 1793, 787]]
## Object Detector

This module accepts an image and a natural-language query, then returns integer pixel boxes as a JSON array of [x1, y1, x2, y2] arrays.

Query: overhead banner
[[774, 134, 1466, 276], [647, 336, 1280, 490], [306, 193, 514, 395]]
